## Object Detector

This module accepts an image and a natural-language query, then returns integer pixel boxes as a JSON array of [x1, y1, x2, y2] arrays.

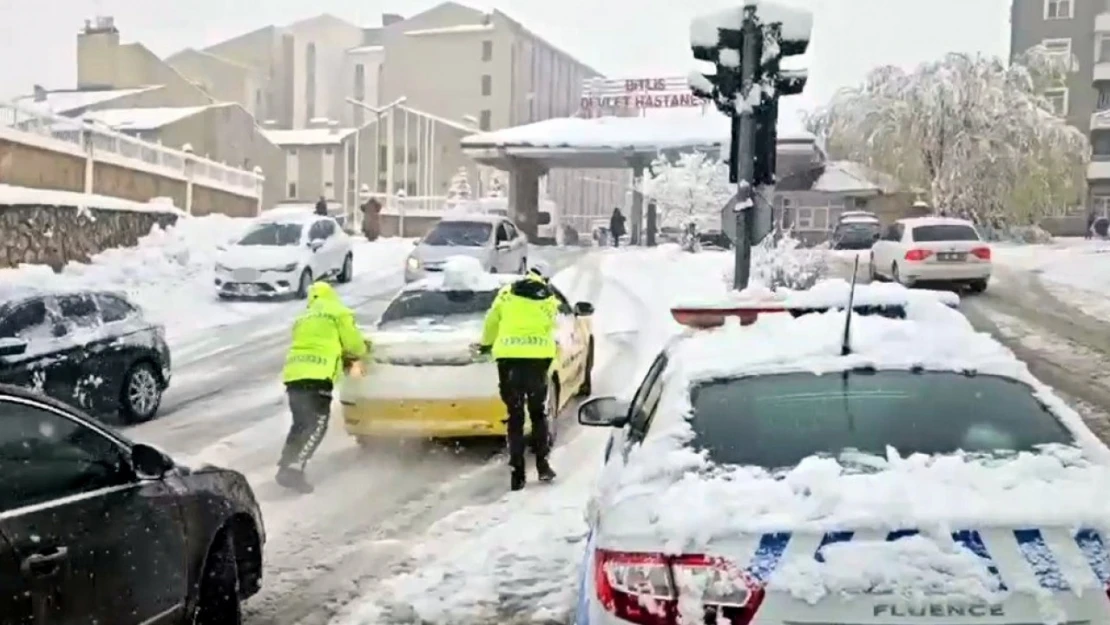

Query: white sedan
[[574, 284, 1110, 625], [214, 213, 353, 299], [870, 216, 991, 292]]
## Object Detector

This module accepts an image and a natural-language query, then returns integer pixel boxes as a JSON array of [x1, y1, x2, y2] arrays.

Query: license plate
[[233, 268, 260, 281], [937, 252, 966, 262]]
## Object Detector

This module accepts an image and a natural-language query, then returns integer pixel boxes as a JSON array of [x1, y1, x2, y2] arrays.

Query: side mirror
[[578, 396, 629, 427], [308, 239, 324, 251], [131, 443, 175, 479], [496, 241, 511, 250], [574, 302, 594, 316], [51, 323, 68, 338], [0, 337, 28, 357]]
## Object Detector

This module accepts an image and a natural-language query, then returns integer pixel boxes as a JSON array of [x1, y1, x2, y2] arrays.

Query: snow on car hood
[[370, 317, 484, 365], [218, 244, 304, 270]]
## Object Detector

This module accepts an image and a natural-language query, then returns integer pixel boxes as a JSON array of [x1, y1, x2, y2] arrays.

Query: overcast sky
[[0, 0, 1011, 126]]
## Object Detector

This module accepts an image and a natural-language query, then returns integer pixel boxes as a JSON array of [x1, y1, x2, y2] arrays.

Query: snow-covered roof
[[12, 86, 163, 115], [404, 24, 495, 36], [263, 127, 358, 146], [812, 161, 900, 194], [79, 105, 215, 131], [0, 183, 183, 214], [462, 113, 816, 151]]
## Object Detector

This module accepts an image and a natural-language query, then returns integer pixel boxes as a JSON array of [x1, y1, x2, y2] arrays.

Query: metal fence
[[0, 100, 263, 198]]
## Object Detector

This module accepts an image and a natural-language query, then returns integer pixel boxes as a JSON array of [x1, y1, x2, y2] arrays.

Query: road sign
[[720, 188, 774, 244]]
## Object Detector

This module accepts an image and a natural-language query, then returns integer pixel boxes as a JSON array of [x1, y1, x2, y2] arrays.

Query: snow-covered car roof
[[896, 216, 977, 228], [0, 282, 131, 305], [254, 210, 331, 225]]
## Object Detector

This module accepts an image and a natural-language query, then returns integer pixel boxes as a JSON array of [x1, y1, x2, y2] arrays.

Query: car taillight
[[904, 249, 933, 261], [594, 549, 764, 625], [970, 246, 991, 260]]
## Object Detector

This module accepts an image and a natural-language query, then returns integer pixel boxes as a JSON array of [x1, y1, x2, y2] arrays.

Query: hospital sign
[[580, 77, 702, 110]]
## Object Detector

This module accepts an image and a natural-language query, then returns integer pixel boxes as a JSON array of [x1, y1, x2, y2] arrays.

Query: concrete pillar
[[81, 126, 95, 195], [630, 160, 645, 245], [509, 160, 543, 241], [182, 143, 196, 215]]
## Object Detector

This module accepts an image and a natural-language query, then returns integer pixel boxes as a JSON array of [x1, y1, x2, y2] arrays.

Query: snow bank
[[0, 183, 184, 215], [993, 238, 1110, 322]]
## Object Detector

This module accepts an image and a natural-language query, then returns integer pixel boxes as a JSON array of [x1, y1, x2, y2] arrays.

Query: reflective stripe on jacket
[[282, 282, 370, 384]]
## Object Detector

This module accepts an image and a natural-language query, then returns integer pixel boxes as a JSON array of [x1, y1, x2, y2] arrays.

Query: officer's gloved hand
[[469, 343, 492, 361]]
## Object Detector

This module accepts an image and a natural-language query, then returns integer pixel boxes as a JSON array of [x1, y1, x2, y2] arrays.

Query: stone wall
[[0, 204, 178, 270]]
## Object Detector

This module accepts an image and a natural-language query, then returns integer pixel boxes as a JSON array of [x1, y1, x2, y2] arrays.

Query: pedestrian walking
[[314, 196, 328, 216], [476, 262, 559, 491], [609, 207, 626, 247], [277, 281, 370, 493]]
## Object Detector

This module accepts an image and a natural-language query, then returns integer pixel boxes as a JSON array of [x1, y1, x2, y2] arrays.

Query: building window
[[305, 43, 317, 122], [1044, 0, 1072, 19], [407, 181, 417, 196], [1093, 132, 1110, 159], [1099, 35, 1110, 64], [408, 147, 418, 163], [482, 40, 493, 62], [1093, 195, 1110, 218], [288, 182, 297, 198], [479, 109, 491, 130], [1044, 88, 1069, 116], [1099, 85, 1110, 111], [481, 75, 492, 97], [1041, 38, 1072, 68]]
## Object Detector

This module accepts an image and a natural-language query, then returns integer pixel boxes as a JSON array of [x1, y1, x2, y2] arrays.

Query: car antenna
[[840, 255, 860, 357]]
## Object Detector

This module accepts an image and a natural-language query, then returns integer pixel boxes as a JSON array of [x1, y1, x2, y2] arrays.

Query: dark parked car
[[831, 219, 882, 250], [0, 287, 171, 423], [0, 383, 265, 624]]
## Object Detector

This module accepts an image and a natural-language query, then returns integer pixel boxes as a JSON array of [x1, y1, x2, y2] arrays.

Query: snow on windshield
[[237, 222, 302, 246], [422, 221, 492, 247]]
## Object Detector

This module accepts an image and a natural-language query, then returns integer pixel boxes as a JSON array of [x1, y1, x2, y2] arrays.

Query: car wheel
[[193, 530, 242, 625], [576, 339, 594, 397], [337, 253, 354, 284], [119, 361, 162, 424], [868, 255, 880, 282], [296, 269, 313, 299]]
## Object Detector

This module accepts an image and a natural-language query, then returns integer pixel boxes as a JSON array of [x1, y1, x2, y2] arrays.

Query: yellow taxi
[[339, 261, 594, 444]]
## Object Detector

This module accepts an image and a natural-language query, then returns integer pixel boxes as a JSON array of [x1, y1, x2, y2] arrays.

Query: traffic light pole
[[733, 14, 761, 291]]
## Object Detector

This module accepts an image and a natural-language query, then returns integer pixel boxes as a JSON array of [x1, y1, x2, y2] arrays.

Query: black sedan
[[0, 384, 265, 624], [0, 286, 171, 423]]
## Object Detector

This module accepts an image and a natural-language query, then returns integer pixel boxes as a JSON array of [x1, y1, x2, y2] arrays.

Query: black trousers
[[279, 379, 333, 470], [497, 358, 553, 471]]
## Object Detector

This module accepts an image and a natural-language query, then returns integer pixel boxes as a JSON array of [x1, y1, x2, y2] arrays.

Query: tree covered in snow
[[446, 167, 472, 201], [638, 151, 733, 230], [805, 51, 1089, 228]]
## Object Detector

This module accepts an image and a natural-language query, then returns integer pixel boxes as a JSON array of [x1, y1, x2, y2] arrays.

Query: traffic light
[[688, 28, 743, 117]]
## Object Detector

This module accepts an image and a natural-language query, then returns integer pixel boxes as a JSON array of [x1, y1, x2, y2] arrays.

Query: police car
[[572, 279, 1110, 625]]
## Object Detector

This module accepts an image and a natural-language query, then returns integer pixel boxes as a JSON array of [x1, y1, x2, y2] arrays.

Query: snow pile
[[0, 215, 251, 338], [0, 183, 186, 215], [992, 238, 1110, 322], [439, 255, 500, 291]]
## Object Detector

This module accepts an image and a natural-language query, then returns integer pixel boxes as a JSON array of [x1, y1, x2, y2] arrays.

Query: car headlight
[[406, 256, 420, 271], [264, 263, 299, 272]]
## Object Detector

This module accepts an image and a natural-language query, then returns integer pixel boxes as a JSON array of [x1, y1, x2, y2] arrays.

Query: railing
[[0, 99, 264, 199]]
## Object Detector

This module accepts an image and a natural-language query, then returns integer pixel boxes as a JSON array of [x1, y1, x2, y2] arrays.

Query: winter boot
[[536, 457, 557, 483], [276, 466, 314, 494], [510, 466, 527, 491]]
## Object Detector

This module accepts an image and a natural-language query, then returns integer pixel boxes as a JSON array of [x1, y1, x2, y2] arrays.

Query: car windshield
[[238, 223, 303, 246], [911, 224, 979, 242], [423, 221, 492, 247], [835, 222, 880, 238], [687, 370, 1074, 470], [379, 288, 499, 324]]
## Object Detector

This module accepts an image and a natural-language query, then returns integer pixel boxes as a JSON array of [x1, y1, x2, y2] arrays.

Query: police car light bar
[[670, 304, 790, 329]]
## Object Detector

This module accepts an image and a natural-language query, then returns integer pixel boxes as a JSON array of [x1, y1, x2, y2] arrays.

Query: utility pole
[[689, 3, 812, 290]]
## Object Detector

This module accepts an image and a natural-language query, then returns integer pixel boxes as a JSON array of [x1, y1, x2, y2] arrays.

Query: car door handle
[[21, 546, 68, 577]]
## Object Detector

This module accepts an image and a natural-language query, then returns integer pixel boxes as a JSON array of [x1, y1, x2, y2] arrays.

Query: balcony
[[1098, 12, 1110, 33], [1089, 155, 1110, 181], [1093, 111, 1110, 131]]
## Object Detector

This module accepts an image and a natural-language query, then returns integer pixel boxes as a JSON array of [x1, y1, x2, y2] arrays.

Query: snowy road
[[117, 246, 592, 625]]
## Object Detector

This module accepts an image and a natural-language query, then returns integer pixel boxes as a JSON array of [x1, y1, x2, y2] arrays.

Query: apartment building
[[1011, 0, 1108, 212]]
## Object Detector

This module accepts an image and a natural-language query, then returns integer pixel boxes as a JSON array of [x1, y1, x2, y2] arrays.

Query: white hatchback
[[869, 217, 991, 292], [214, 213, 353, 299]]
